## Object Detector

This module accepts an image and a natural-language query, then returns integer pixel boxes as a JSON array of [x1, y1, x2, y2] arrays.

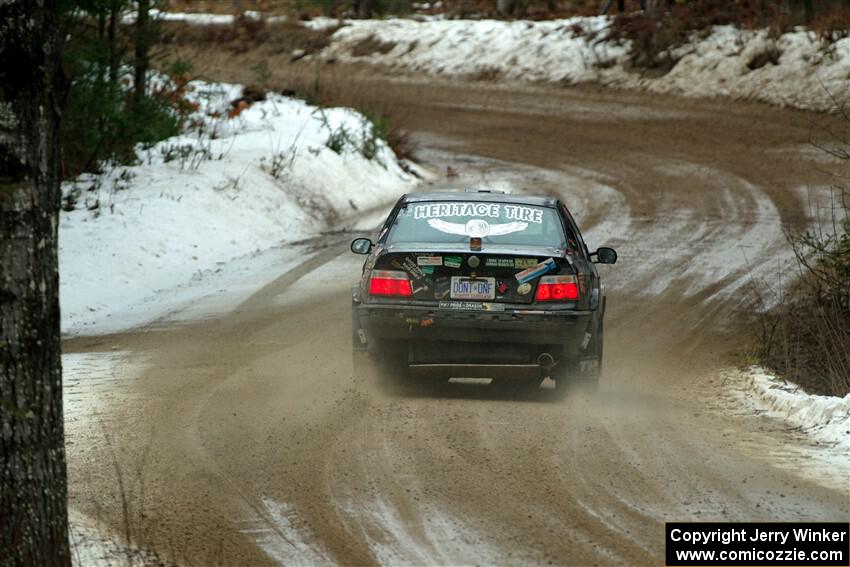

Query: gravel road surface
[[65, 77, 850, 565]]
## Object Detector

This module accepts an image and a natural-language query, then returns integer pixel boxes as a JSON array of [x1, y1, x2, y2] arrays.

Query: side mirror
[[350, 237, 373, 255], [591, 247, 617, 264]]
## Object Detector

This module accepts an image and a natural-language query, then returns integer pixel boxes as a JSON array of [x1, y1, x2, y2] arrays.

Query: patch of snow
[[64, 353, 161, 565], [722, 366, 850, 491], [338, 497, 502, 566], [123, 9, 286, 25], [319, 17, 850, 111], [741, 366, 850, 452], [70, 509, 162, 567], [241, 498, 333, 565], [60, 81, 420, 336], [303, 16, 344, 31], [63, 351, 136, 422]]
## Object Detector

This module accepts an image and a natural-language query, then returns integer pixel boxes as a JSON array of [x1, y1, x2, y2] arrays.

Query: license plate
[[450, 277, 495, 300]]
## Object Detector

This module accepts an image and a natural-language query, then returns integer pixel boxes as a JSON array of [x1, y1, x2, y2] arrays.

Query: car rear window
[[387, 201, 566, 247]]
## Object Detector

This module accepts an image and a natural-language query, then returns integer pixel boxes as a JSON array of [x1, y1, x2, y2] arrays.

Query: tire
[[548, 315, 603, 396]]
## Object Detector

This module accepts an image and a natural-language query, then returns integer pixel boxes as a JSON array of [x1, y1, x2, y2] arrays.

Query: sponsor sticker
[[420, 266, 435, 274], [417, 256, 442, 266], [514, 258, 538, 269], [434, 278, 451, 300], [485, 257, 514, 268], [515, 258, 556, 284], [444, 255, 462, 269], [517, 282, 532, 295], [438, 301, 506, 312], [392, 256, 426, 280], [497, 281, 510, 294]]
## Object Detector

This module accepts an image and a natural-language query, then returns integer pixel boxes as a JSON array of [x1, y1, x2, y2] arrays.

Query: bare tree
[[0, 1, 70, 564], [109, 0, 123, 84], [134, 0, 151, 103]]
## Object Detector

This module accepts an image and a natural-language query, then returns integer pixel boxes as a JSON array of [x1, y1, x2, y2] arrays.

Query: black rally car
[[350, 190, 617, 389]]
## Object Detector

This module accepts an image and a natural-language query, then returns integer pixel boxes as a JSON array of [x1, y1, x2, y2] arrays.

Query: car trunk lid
[[374, 248, 574, 305]]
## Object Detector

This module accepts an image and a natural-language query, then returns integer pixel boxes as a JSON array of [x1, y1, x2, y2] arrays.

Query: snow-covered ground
[[123, 8, 285, 25], [318, 17, 850, 112], [723, 366, 850, 491], [60, 81, 420, 336], [738, 366, 850, 452]]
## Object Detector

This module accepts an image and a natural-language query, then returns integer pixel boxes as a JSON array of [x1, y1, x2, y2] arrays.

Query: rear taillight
[[535, 275, 579, 301], [369, 270, 412, 297]]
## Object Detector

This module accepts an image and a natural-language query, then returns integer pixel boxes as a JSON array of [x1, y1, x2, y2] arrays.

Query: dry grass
[[810, 5, 850, 42], [276, 63, 419, 160], [158, 17, 339, 56], [154, 26, 418, 159], [163, 0, 293, 15], [605, 0, 850, 73], [163, 0, 602, 18], [350, 35, 397, 57]]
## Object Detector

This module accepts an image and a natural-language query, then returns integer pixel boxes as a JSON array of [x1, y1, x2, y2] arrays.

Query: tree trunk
[[0, 1, 70, 565], [108, 0, 121, 85], [134, 0, 150, 103], [356, 0, 374, 18], [496, 0, 514, 15]]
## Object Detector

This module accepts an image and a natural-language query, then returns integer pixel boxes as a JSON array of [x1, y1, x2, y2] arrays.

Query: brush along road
[[65, 78, 850, 565]]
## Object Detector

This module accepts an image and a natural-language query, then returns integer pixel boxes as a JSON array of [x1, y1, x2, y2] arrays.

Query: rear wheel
[[548, 316, 603, 395]]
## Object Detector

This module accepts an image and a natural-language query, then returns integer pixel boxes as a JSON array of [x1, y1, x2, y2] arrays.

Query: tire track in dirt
[[65, 76, 850, 565]]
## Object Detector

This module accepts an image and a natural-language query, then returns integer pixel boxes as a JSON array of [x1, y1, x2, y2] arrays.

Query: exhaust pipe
[[537, 352, 555, 370]]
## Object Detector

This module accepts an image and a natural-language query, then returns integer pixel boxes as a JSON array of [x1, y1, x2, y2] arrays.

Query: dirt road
[[65, 76, 850, 565]]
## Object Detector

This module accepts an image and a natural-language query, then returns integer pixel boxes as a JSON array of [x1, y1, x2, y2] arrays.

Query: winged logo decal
[[427, 218, 528, 237]]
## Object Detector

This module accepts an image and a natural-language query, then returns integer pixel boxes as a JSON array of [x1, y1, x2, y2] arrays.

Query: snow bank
[[122, 9, 285, 25], [60, 81, 420, 335], [320, 17, 850, 111], [740, 366, 850, 452]]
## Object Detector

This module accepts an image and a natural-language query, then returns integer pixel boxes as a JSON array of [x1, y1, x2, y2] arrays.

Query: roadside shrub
[[282, 67, 417, 162], [605, 0, 791, 73], [810, 5, 850, 43], [756, 194, 849, 397], [61, 76, 181, 175], [60, 6, 194, 176]]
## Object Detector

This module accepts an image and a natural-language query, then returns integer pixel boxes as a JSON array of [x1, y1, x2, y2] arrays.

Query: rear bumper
[[354, 302, 594, 364]]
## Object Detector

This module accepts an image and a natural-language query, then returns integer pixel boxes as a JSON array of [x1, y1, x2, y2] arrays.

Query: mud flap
[[577, 311, 602, 378], [352, 288, 368, 352]]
